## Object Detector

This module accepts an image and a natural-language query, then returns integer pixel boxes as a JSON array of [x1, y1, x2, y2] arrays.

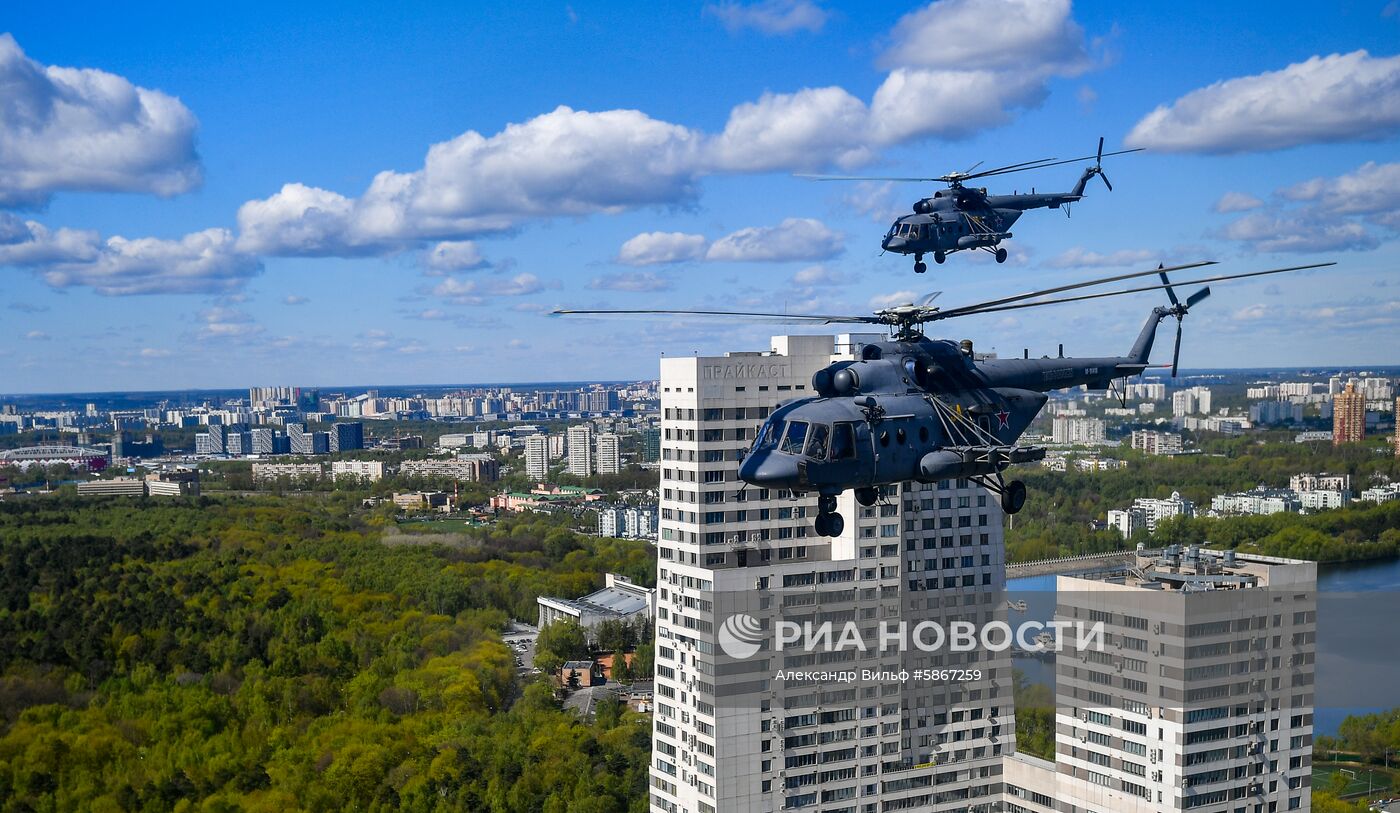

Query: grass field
[[1314, 762, 1397, 798]]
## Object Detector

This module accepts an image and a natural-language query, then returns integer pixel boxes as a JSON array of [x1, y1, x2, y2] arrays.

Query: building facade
[[568, 425, 594, 476], [1332, 382, 1365, 445], [649, 334, 1012, 813], [597, 432, 622, 475], [524, 435, 550, 481]]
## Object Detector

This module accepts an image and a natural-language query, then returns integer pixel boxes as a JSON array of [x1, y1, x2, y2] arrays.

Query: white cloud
[[617, 231, 709, 265], [1233, 304, 1270, 321], [139, 347, 171, 358], [869, 68, 1047, 144], [880, 0, 1089, 74], [704, 0, 828, 34], [1047, 247, 1158, 268], [422, 240, 487, 272], [791, 265, 846, 287], [705, 217, 843, 262], [1280, 161, 1400, 221], [0, 34, 201, 207], [40, 228, 261, 296], [282, 295, 309, 305], [1213, 191, 1264, 213], [1221, 213, 1376, 254], [1220, 161, 1400, 254], [429, 272, 546, 304], [195, 306, 263, 341], [707, 87, 871, 172], [237, 106, 703, 256], [869, 290, 919, 309], [0, 219, 260, 296], [23, 330, 49, 340], [415, 308, 449, 320], [1126, 51, 1400, 153], [588, 271, 674, 292]]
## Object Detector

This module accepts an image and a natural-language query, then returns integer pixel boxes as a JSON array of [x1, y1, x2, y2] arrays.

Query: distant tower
[[566, 425, 593, 476], [1332, 381, 1365, 445], [1394, 397, 1400, 458]]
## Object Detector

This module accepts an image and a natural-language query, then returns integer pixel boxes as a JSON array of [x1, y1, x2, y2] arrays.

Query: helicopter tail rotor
[[1091, 136, 1113, 191], [1158, 266, 1212, 377]]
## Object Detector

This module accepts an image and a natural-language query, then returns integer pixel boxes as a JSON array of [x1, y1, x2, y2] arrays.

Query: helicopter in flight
[[803, 137, 1141, 273], [556, 260, 1332, 536]]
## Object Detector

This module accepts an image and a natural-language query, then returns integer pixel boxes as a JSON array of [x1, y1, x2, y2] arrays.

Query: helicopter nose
[[739, 451, 800, 488]]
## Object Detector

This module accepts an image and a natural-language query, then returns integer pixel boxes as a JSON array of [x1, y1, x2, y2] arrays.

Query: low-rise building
[[537, 573, 655, 634], [1211, 487, 1300, 516], [392, 491, 452, 511], [75, 477, 146, 496], [1129, 429, 1182, 456], [252, 462, 323, 482], [331, 460, 386, 482]]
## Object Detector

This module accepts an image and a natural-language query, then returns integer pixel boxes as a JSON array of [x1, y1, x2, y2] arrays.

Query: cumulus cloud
[[869, 290, 919, 309], [1127, 51, 1400, 153], [705, 217, 843, 262], [880, 0, 1089, 73], [1047, 247, 1158, 268], [1219, 161, 1400, 254], [791, 265, 847, 287], [869, 68, 1047, 144], [1221, 213, 1376, 254], [1213, 191, 1264, 213], [422, 240, 488, 273], [429, 272, 546, 305], [195, 306, 263, 341], [705, 0, 828, 34], [0, 218, 261, 295], [588, 271, 674, 292], [616, 231, 709, 265], [0, 34, 201, 208], [707, 87, 872, 172]]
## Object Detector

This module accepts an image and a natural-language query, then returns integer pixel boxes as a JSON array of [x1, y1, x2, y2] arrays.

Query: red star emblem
[[996, 410, 1011, 429]]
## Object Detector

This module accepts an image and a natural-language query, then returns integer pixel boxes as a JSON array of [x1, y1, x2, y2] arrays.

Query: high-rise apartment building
[[1395, 397, 1400, 457], [650, 334, 1012, 813], [524, 435, 550, 481], [1051, 415, 1105, 445], [1331, 382, 1365, 445], [567, 425, 594, 476], [596, 433, 622, 474], [329, 422, 364, 453], [287, 423, 311, 455], [1005, 547, 1316, 812]]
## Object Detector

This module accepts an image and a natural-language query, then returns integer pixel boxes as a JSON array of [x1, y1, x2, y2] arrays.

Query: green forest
[[0, 496, 653, 812]]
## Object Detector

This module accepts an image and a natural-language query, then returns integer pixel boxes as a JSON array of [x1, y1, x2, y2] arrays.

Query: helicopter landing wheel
[[814, 511, 844, 538], [819, 494, 838, 514], [914, 261, 927, 274], [1001, 480, 1027, 515], [934, 252, 946, 264], [854, 487, 878, 507], [995, 248, 1008, 264]]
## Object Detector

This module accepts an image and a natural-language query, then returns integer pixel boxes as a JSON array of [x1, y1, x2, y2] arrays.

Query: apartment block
[[1005, 548, 1316, 812], [650, 334, 1012, 813]]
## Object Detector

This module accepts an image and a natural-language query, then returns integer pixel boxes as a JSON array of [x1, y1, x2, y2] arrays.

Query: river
[[1008, 554, 1400, 735]]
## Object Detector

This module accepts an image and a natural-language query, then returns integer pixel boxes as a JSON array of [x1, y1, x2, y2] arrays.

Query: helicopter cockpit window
[[831, 422, 855, 460], [805, 423, 830, 460], [755, 417, 784, 452], [780, 421, 808, 455]]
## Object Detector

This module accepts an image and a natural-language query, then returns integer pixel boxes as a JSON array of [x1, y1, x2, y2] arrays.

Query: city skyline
[[3, 2, 1399, 391]]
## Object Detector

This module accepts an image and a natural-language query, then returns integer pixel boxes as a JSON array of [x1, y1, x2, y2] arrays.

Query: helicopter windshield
[[754, 416, 785, 453], [779, 421, 808, 455]]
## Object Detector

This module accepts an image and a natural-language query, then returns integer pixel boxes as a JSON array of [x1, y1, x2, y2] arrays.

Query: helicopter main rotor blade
[[936, 262, 1335, 319], [945, 156, 1058, 180], [552, 308, 881, 324], [959, 148, 1144, 181], [935, 260, 1217, 319], [794, 174, 945, 183]]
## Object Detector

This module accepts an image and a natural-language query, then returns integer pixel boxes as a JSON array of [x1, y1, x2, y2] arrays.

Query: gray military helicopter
[[557, 260, 1331, 536], [804, 137, 1141, 273]]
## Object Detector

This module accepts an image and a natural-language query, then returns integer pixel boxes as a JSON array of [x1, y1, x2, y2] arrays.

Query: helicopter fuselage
[[737, 311, 1165, 515]]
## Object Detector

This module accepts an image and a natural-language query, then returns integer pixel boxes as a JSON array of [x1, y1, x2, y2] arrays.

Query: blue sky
[[2, 0, 1398, 393]]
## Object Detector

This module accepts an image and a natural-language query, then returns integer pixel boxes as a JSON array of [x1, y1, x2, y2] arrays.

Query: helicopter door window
[[805, 423, 830, 460], [831, 423, 855, 460], [780, 421, 808, 455]]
